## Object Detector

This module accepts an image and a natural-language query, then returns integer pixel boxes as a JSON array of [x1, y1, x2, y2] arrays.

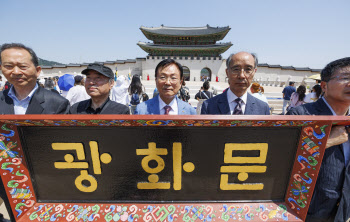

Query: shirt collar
[[227, 88, 248, 104], [8, 84, 39, 102], [159, 95, 178, 113], [86, 97, 111, 114], [322, 97, 350, 116], [159, 96, 176, 108]]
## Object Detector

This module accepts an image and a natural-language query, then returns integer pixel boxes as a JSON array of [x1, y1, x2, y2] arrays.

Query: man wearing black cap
[[66, 75, 90, 105], [69, 63, 129, 114]]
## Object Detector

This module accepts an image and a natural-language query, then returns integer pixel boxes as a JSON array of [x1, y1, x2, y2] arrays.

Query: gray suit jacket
[[201, 90, 270, 115], [287, 99, 350, 222], [135, 95, 196, 115], [0, 86, 70, 114]]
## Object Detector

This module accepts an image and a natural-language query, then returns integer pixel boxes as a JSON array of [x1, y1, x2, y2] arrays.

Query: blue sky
[[1, 0, 349, 69]]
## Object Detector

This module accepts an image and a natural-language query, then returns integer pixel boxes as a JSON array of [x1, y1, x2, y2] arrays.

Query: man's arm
[[195, 92, 200, 100], [122, 105, 130, 114], [56, 99, 70, 114]]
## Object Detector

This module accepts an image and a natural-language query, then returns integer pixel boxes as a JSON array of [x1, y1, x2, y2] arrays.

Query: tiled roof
[[39, 57, 321, 72], [268, 64, 281, 68], [258, 63, 269, 67], [66, 64, 81, 67], [140, 25, 230, 36], [137, 42, 232, 50], [294, 67, 311, 71], [311, 69, 322, 72], [281, 66, 294, 70]]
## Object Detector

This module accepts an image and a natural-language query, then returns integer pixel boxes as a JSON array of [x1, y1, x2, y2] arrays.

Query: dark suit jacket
[[0, 86, 69, 114], [201, 90, 270, 115], [0, 86, 69, 221], [287, 99, 350, 222]]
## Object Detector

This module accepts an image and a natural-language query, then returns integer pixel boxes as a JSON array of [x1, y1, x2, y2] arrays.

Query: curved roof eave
[[140, 25, 230, 40], [137, 42, 232, 50]]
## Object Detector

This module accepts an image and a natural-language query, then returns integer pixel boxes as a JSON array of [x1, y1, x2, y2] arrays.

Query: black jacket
[[69, 98, 130, 114]]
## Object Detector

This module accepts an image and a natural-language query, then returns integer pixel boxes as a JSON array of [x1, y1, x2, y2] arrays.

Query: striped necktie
[[233, 98, 243, 115]]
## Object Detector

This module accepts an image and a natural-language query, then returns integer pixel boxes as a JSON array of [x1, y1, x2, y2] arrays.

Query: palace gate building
[[0, 25, 321, 86]]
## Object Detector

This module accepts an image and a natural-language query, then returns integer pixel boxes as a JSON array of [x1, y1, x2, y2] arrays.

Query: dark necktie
[[164, 105, 171, 115], [233, 98, 243, 115]]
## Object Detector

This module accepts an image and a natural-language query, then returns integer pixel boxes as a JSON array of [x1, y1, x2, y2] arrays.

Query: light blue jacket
[[135, 95, 196, 115]]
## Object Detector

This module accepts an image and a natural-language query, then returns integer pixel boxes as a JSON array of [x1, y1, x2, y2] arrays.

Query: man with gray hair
[[201, 51, 270, 115]]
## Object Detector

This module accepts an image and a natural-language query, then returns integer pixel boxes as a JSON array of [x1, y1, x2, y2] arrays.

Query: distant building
[[137, 25, 232, 57], [0, 25, 321, 86]]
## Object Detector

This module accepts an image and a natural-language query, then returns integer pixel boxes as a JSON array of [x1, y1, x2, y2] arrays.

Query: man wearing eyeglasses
[[69, 63, 129, 114], [287, 57, 350, 222], [135, 59, 195, 115], [201, 52, 270, 115]]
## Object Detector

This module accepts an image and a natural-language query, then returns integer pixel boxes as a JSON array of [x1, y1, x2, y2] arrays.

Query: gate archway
[[200, 67, 212, 81], [183, 66, 190, 81]]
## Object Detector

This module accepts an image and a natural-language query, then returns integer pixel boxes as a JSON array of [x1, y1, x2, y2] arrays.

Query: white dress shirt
[[65, 85, 90, 105], [7, 84, 39, 114], [226, 88, 248, 114], [159, 96, 178, 115]]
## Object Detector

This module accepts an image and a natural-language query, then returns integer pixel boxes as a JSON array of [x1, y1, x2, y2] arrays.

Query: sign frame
[[0, 115, 348, 222]]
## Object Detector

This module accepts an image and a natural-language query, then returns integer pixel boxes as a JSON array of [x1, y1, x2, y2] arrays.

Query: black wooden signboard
[[20, 126, 300, 202]]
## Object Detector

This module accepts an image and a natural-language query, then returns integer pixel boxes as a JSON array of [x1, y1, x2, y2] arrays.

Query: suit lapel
[[176, 97, 186, 114], [314, 98, 333, 115], [244, 94, 255, 114], [0, 90, 15, 114], [217, 90, 231, 114], [150, 96, 160, 114], [26, 87, 44, 114]]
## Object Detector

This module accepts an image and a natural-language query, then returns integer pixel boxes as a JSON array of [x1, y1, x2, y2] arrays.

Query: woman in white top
[[304, 84, 322, 103], [250, 82, 269, 104], [110, 75, 130, 106]]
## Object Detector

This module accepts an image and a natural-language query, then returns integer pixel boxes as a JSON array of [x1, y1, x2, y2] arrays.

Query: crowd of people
[[0, 42, 350, 221], [282, 81, 323, 114]]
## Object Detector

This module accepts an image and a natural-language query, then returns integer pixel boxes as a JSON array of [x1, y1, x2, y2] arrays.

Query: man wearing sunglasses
[[287, 57, 350, 222], [201, 52, 270, 115], [69, 63, 129, 114]]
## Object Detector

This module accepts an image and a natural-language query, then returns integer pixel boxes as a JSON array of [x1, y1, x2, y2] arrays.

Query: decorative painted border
[[285, 122, 331, 220], [24, 202, 299, 222], [0, 124, 37, 221], [0, 118, 322, 127], [1, 115, 348, 221]]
